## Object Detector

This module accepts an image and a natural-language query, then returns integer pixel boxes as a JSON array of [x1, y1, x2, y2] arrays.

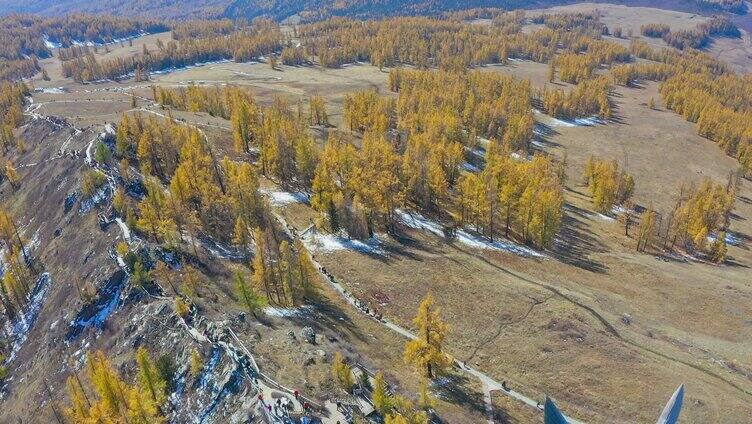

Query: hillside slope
[[0, 0, 229, 19], [1, 0, 747, 21]]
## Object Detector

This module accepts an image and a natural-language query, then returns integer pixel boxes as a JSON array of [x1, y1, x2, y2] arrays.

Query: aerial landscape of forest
[[0, 0, 750, 423]]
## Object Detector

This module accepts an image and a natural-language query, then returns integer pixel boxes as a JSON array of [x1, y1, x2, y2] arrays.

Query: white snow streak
[[4, 273, 52, 363], [397, 209, 544, 257], [302, 232, 385, 255], [261, 190, 309, 206]]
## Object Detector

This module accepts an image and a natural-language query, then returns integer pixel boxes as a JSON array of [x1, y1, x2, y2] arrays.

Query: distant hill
[[0, 0, 230, 19], [224, 0, 537, 22], [0, 0, 746, 21]]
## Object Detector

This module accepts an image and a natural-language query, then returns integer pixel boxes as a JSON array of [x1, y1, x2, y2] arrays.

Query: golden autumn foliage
[[404, 293, 451, 379], [391, 69, 532, 150], [667, 179, 735, 254], [114, 111, 268, 248], [66, 350, 165, 424], [540, 76, 612, 120], [249, 227, 318, 307], [298, 12, 626, 71], [459, 149, 564, 248], [583, 156, 634, 213], [636, 210, 657, 253], [332, 352, 354, 391], [372, 371, 392, 414], [0, 207, 36, 320], [62, 20, 281, 82], [662, 71, 752, 173]]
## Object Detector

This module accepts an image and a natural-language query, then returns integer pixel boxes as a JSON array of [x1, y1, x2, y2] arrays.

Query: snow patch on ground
[[147, 59, 231, 76], [67, 272, 128, 341], [115, 218, 132, 243], [34, 87, 66, 94], [397, 209, 544, 257], [261, 189, 309, 206], [463, 162, 481, 173], [79, 183, 110, 214], [198, 236, 245, 260], [84, 138, 95, 165], [532, 108, 605, 128], [71, 39, 97, 47], [264, 305, 314, 318], [198, 348, 222, 391], [510, 152, 532, 161], [707, 231, 742, 246], [596, 205, 627, 222], [303, 232, 385, 255], [26, 229, 41, 252], [109, 32, 148, 44], [547, 115, 604, 128], [71, 340, 91, 366], [596, 213, 615, 221], [42, 35, 62, 50], [4, 273, 52, 363]]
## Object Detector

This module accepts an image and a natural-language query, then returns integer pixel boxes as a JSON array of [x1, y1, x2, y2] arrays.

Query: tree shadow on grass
[[551, 203, 610, 274], [533, 122, 562, 149], [433, 372, 487, 416], [287, 294, 368, 344], [384, 226, 443, 260]]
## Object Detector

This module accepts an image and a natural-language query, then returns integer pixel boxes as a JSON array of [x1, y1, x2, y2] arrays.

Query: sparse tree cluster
[[665, 178, 735, 258], [62, 21, 282, 82], [0, 207, 37, 321], [540, 76, 612, 120], [312, 131, 404, 235], [0, 82, 27, 127], [459, 149, 564, 248], [298, 13, 628, 71], [391, 69, 533, 150], [66, 349, 167, 423], [618, 40, 751, 173], [280, 46, 308, 65], [343, 90, 394, 134], [248, 229, 318, 307], [661, 16, 739, 50], [583, 156, 634, 213], [156, 84, 249, 120], [640, 23, 671, 38], [554, 53, 595, 84], [0, 59, 39, 82], [0, 14, 166, 80], [308, 94, 329, 126], [114, 113, 266, 249], [0, 82, 28, 159], [155, 86, 320, 189], [661, 71, 752, 173], [171, 19, 235, 40]]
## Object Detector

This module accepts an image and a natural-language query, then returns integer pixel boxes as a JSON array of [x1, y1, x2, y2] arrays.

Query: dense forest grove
[[0, 10, 746, 257], [0, 14, 167, 80], [0, 0, 747, 21]]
